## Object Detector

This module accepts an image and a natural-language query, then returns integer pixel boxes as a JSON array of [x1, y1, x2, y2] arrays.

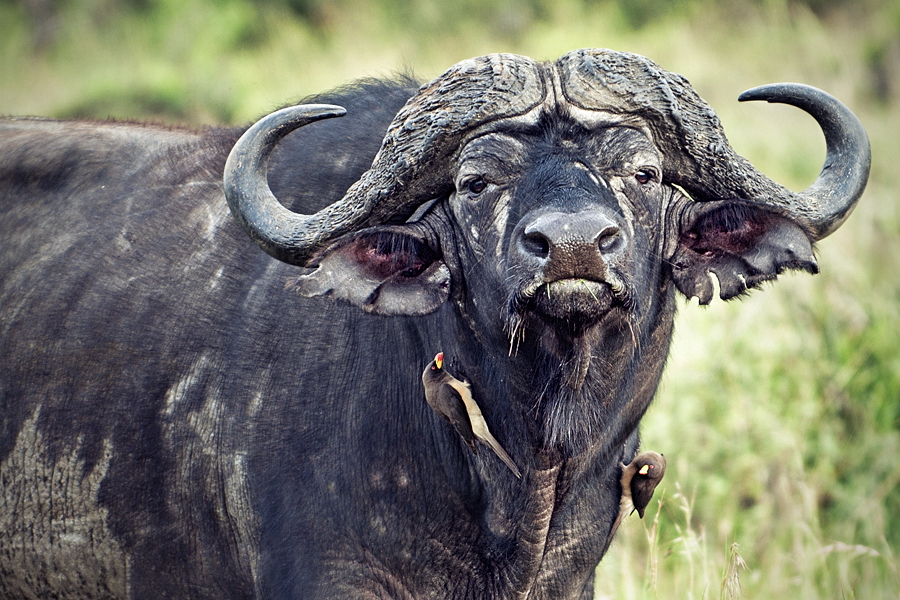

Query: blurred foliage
[[1, 0, 899, 598], [2, 0, 899, 121]]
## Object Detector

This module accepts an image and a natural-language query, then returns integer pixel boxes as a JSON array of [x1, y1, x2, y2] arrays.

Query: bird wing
[[631, 477, 656, 518], [446, 379, 522, 479], [628, 453, 666, 518], [429, 381, 477, 451]]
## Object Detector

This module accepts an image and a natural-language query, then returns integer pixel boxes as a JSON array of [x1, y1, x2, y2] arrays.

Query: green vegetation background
[[2, 0, 898, 597]]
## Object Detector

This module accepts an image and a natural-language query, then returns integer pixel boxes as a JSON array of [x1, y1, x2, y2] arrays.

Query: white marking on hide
[[201, 204, 219, 241], [607, 179, 641, 257], [0, 295, 31, 338], [224, 450, 260, 590], [248, 390, 264, 421], [243, 260, 283, 312], [0, 409, 129, 599], [175, 184, 231, 273], [114, 231, 133, 253], [58, 533, 88, 544], [370, 515, 389, 536], [163, 352, 210, 416], [609, 178, 626, 195], [207, 266, 225, 291], [572, 161, 603, 188], [487, 194, 512, 250], [162, 360, 261, 593]]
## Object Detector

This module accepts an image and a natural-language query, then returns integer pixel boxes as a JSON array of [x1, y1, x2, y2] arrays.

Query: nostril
[[597, 227, 623, 254], [522, 231, 550, 259]]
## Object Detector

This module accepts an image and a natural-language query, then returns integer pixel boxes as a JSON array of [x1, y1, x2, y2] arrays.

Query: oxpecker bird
[[422, 352, 522, 478], [604, 451, 666, 550], [621, 451, 666, 518]]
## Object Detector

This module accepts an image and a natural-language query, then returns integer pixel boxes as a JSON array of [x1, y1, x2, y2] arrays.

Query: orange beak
[[435, 352, 444, 369]]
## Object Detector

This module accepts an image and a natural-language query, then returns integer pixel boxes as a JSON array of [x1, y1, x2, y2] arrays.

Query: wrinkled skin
[[0, 53, 861, 599]]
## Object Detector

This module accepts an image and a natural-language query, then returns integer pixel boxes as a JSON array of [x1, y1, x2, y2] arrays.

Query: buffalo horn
[[738, 83, 871, 240], [223, 104, 349, 266], [224, 54, 544, 267], [557, 49, 870, 242], [225, 50, 870, 266]]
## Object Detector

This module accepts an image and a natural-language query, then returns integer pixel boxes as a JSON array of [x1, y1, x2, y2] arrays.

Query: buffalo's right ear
[[290, 226, 450, 316], [670, 200, 818, 304]]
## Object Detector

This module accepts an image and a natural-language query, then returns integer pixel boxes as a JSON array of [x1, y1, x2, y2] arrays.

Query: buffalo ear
[[670, 200, 818, 305], [290, 226, 450, 315]]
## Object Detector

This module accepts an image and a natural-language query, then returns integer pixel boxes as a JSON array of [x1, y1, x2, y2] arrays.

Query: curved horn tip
[[738, 83, 791, 103], [737, 82, 820, 103], [272, 103, 347, 119], [224, 103, 349, 268], [252, 104, 348, 135], [735, 82, 871, 241], [226, 103, 348, 170]]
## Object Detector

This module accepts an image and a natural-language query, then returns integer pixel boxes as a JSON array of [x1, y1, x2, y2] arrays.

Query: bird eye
[[467, 177, 487, 195]]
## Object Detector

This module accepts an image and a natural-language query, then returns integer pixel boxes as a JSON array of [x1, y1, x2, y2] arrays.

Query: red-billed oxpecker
[[422, 352, 521, 479]]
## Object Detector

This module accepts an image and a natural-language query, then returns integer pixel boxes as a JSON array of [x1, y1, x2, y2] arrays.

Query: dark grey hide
[[0, 49, 868, 599]]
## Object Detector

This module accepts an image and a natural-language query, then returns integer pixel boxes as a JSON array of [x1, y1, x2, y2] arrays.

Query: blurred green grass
[[2, 0, 898, 597]]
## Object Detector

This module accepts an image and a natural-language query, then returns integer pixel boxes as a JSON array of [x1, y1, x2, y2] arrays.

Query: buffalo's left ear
[[670, 200, 818, 304], [290, 225, 450, 315]]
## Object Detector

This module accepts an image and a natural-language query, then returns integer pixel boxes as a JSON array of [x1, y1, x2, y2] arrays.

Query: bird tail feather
[[480, 434, 522, 479]]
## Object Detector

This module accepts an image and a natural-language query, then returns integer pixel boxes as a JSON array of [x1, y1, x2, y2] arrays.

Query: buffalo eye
[[466, 177, 487, 195], [635, 170, 654, 185]]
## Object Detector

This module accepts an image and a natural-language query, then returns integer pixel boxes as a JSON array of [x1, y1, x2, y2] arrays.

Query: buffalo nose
[[520, 210, 626, 276]]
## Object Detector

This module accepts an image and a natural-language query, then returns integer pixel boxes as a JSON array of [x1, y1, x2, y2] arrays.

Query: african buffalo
[[0, 49, 869, 599]]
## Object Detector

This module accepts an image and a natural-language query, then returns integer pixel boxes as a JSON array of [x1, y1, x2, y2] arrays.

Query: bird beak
[[638, 464, 651, 475], [435, 352, 444, 369]]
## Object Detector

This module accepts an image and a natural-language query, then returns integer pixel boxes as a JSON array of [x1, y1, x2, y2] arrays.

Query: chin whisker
[[508, 315, 526, 357]]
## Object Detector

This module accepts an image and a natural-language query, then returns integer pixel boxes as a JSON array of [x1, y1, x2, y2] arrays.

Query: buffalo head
[[224, 48, 868, 454]]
